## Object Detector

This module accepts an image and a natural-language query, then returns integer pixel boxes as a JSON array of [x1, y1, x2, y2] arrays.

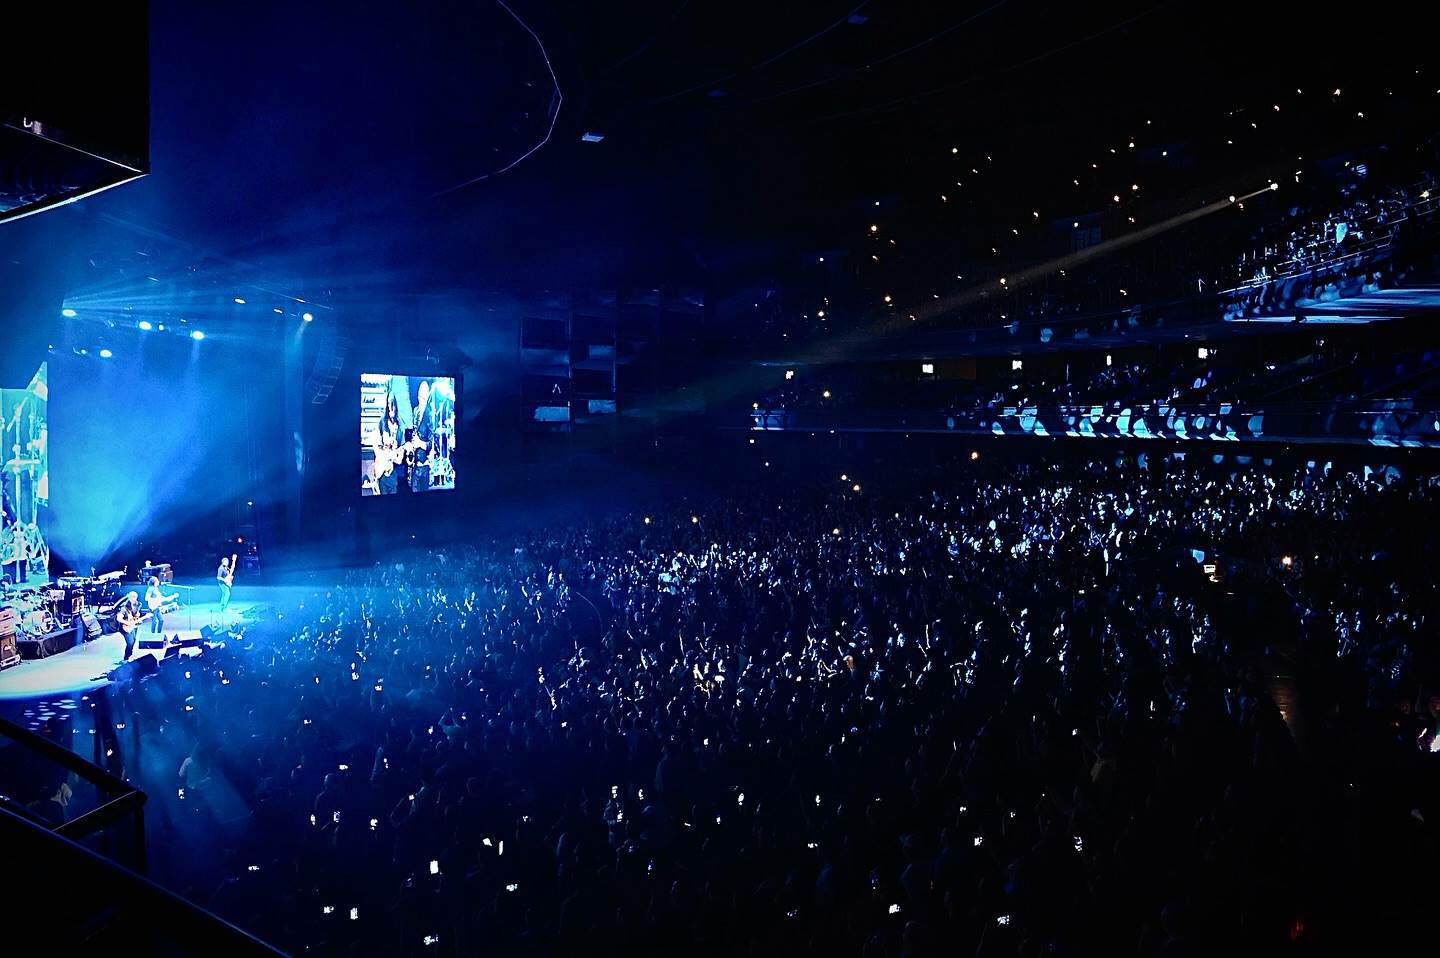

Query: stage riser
[[16, 625, 80, 659]]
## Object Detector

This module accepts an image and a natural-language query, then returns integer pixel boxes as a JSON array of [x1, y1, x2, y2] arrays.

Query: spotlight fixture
[[302, 312, 314, 322], [137, 320, 153, 331], [234, 297, 246, 304], [191, 330, 205, 341], [98, 348, 113, 358], [61, 308, 77, 318]]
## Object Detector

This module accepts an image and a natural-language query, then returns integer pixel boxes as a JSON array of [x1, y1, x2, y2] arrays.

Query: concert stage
[[0, 596, 267, 701]]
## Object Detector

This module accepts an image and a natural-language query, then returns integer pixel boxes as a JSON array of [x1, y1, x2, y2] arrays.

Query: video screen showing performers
[[360, 373, 457, 496], [1, 362, 49, 588]]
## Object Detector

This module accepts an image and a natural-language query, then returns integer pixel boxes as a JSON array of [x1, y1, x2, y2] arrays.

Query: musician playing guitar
[[407, 379, 435, 493], [217, 553, 237, 614], [116, 592, 143, 660], [144, 576, 179, 635], [374, 392, 404, 495]]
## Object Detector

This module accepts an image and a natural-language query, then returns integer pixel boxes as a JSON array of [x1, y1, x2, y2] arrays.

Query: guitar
[[220, 554, 237, 587], [146, 585, 179, 614], [116, 603, 145, 632], [374, 436, 427, 478], [402, 431, 431, 470]]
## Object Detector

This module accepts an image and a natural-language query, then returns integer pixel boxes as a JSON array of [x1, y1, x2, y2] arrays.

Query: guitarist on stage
[[145, 576, 179, 635], [116, 592, 143, 661], [217, 553, 237, 613]]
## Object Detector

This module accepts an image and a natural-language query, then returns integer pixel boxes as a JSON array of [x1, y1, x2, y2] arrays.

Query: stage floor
[[0, 597, 266, 701]]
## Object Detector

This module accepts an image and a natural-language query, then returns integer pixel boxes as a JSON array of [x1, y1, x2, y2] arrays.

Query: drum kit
[[0, 568, 127, 662]]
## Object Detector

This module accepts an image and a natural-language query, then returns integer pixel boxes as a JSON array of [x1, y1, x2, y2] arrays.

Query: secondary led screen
[[1, 362, 48, 585]]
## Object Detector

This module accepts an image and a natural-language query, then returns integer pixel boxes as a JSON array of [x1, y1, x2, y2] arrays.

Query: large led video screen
[[1, 362, 48, 585], [360, 373, 456, 496]]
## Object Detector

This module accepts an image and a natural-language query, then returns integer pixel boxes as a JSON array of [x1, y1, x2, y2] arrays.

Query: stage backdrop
[[48, 333, 285, 573]]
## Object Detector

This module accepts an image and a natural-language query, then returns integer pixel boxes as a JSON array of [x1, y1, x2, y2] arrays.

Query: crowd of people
[[1232, 172, 1437, 288], [751, 332, 1440, 439], [20, 450, 1438, 956]]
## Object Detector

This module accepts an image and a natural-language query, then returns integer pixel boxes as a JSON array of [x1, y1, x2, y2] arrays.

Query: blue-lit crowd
[[80, 456, 1440, 955]]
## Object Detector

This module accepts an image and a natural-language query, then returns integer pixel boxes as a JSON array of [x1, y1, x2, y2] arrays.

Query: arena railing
[[0, 802, 289, 956], [0, 713, 150, 870], [0, 710, 290, 955]]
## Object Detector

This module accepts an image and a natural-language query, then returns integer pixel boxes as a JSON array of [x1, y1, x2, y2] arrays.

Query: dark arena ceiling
[[3, 1, 1434, 312]]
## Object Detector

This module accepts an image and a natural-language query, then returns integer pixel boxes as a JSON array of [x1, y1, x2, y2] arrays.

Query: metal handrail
[[0, 712, 150, 870], [0, 714, 138, 800], [0, 803, 289, 956], [56, 787, 147, 840]]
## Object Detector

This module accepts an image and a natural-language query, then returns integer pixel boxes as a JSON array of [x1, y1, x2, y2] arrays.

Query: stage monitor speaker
[[110, 654, 157, 685], [0, 633, 19, 669]]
